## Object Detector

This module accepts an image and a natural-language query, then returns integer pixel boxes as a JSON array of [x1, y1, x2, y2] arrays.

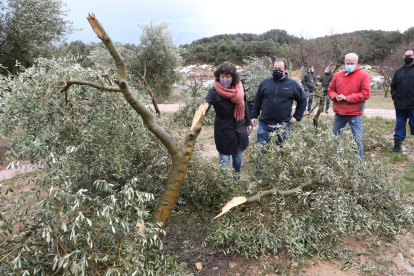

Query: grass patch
[[364, 117, 394, 134], [1, 171, 38, 186], [398, 162, 414, 192], [378, 258, 392, 266], [370, 250, 381, 256], [365, 93, 394, 109], [387, 153, 409, 163]]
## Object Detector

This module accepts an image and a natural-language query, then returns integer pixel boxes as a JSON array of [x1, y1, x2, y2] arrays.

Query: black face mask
[[404, 56, 414, 65], [273, 69, 284, 80]]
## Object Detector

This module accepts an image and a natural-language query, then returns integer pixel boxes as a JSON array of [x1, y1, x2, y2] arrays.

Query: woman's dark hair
[[214, 62, 240, 86]]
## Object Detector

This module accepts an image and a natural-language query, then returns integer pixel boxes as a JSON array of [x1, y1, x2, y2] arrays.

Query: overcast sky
[[65, 0, 413, 46]]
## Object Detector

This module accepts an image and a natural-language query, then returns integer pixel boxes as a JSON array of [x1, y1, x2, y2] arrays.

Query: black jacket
[[301, 70, 316, 88], [205, 87, 251, 155], [319, 73, 333, 90], [391, 64, 414, 110], [251, 75, 307, 125]]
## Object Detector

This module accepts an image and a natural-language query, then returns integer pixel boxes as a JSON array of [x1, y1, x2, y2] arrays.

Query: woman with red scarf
[[205, 62, 252, 176]]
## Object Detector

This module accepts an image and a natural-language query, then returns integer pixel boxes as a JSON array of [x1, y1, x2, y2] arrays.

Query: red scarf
[[215, 81, 245, 121]]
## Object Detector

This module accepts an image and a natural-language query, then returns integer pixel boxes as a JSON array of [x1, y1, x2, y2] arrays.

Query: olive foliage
[[173, 96, 215, 127], [87, 21, 183, 98], [0, 57, 188, 275], [205, 118, 414, 259], [242, 56, 273, 101], [0, 0, 73, 74]]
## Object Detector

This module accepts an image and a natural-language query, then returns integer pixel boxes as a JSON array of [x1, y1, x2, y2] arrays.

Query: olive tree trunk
[[62, 14, 207, 228]]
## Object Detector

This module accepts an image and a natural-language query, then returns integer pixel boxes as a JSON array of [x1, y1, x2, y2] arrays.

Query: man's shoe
[[325, 109, 329, 114], [390, 138, 403, 153], [303, 111, 309, 115]]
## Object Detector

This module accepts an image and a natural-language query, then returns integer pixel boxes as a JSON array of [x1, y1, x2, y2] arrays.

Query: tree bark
[[151, 88, 161, 115], [152, 104, 208, 226], [313, 92, 325, 128]]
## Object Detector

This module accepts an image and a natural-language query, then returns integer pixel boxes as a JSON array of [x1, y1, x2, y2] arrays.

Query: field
[[366, 91, 395, 109], [2, 92, 414, 275]]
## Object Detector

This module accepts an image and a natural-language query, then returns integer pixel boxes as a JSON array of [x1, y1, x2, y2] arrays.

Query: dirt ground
[[1, 106, 414, 276], [158, 103, 397, 119]]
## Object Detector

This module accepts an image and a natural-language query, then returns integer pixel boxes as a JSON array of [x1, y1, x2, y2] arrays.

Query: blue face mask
[[220, 79, 232, 88], [344, 65, 355, 73]]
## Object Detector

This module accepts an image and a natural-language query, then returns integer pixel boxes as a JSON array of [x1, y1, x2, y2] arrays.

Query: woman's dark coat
[[205, 86, 251, 155]]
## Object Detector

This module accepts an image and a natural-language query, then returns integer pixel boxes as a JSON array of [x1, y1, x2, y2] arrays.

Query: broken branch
[[59, 80, 121, 94], [212, 183, 315, 221], [191, 102, 209, 130]]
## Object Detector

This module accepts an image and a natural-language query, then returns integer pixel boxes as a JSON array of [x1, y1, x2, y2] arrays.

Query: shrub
[[242, 56, 273, 101], [0, 57, 188, 275], [180, 152, 245, 211], [205, 117, 414, 259], [173, 97, 215, 127]]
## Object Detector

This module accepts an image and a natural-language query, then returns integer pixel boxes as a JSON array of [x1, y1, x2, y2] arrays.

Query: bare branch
[[132, 69, 161, 115], [213, 183, 315, 221], [59, 80, 121, 93], [96, 72, 106, 87]]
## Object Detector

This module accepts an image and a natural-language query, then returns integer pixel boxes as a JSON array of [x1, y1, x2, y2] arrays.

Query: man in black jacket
[[390, 48, 414, 152], [251, 58, 307, 144], [317, 66, 334, 113], [301, 65, 316, 114]]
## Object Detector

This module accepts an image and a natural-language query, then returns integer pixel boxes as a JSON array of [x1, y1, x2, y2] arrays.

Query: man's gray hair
[[345, 53, 358, 61]]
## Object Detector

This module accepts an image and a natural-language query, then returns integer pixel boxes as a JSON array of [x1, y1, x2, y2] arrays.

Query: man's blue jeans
[[394, 109, 414, 141], [257, 121, 291, 145], [219, 144, 243, 173], [305, 87, 315, 111], [332, 114, 363, 159]]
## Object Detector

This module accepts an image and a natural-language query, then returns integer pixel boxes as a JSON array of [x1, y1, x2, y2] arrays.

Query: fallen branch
[[213, 183, 314, 221]]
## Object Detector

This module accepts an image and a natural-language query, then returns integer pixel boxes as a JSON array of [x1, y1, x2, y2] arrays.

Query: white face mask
[[345, 65, 355, 73]]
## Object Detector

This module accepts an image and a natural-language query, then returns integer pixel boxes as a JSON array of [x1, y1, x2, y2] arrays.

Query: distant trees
[[375, 39, 414, 97], [0, 0, 73, 74], [131, 21, 183, 99], [181, 69, 211, 97], [182, 29, 295, 65], [85, 21, 182, 100], [180, 28, 414, 69]]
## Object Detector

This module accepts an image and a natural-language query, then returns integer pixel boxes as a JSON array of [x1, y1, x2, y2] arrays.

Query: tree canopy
[[0, 0, 73, 74], [179, 28, 414, 68]]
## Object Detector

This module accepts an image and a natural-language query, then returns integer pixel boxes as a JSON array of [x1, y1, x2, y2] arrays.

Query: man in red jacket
[[328, 53, 371, 159]]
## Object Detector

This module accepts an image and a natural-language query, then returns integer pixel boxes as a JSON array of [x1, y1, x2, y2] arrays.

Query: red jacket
[[327, 66, 371, 115]]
